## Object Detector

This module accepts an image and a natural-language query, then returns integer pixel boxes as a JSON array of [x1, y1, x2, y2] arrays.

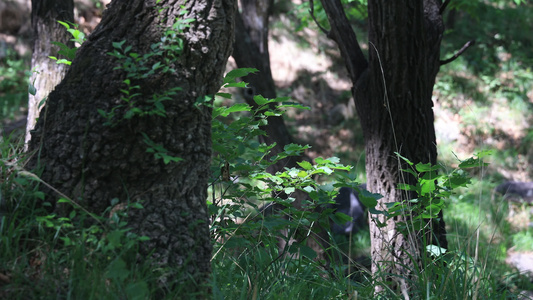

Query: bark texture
[[320, 0, 446, 296], [28, 0, 236, 292], [25, 0, 74, 150]]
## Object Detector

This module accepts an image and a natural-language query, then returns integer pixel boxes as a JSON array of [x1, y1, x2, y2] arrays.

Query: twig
[[440, 40, 476, 65], [308, 0, 330, 36], [439, 0, 452, 15]]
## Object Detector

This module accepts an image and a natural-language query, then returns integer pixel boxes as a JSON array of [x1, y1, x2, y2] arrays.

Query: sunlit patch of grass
[[512, 230, 533, 251]]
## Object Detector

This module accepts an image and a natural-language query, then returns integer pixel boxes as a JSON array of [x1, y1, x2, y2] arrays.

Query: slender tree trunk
[[232, 0, 330, 261], [320, 0, 446, 296], [28, 0, 236, 292], [232, 0, 300, 174], [25, 0, 74, 150]]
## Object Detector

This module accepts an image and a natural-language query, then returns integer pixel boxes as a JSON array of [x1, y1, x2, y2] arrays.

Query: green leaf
[[358, 189, 381, 208], [107, 230, 123, 248], [131, 202, 144, 209], [222, 103, 251, 115], [415, 162, 440, 173], [277, 102, 310, 110], [401, 167, 418, 178], [300, 245, 318, 260], [223, 68, 258, 84], [38, 97, 47, 108], [106, 258, 130, 281], [223, 82, 247, 88], [421, 171, 440, 181], [253, 95, 269, 106], [125, 282, 149, 300], [284, 187, 295, 194], [420, 180, 436, 195], [297, 161, 312, 170], [28, 83, 37, 96], [71, 30, 85, 43], [162, 155, 183, 164], [112, 40, 127, 50], [124, 110, 135, 119], [426, 244, 447, 257], [449, 175, 470, 187], [264, 111, 282, 117], [331, 212, 352, 226], [397, 183, 416, 191], [395, 152, 414, 166], [318, 166, 333, 175], [34, 191, 45, 200], [57, 20, 70, 30], [458, 157, 487, 169], [216, 92, 232, 99], [475, 149, 493, 159], [152, 61, 162, 70], [60, 236, 72, 246], [56, 59, 72, 65]]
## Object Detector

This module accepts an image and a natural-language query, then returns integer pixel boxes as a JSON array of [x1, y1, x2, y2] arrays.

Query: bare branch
[[319, 0, 368, 83], [439, 0, 452, 15], [440, 40, 475, 65], [308, 0, 330, 36]]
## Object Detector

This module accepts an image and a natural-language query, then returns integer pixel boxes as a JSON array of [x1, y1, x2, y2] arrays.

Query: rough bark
[[28, 0, 236, 293], [320, 0, 446, 296], [25, 0, 74, 150]]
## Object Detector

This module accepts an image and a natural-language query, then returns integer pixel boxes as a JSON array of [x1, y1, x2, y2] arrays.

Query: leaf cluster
[[48, 21, 86, 65], [208, 69, 376, 267]]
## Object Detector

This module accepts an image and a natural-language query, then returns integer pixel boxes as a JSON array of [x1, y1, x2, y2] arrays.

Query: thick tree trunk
[[365, 3, 446, 295], [25, 0, 74, 150], [320, 0, 446, 296], [28, 0, 236, 292]]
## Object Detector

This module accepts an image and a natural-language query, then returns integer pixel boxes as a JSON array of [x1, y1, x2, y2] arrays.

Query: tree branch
[[308, 0, 330, 36], [318, 0, 368, 83], [439, 0, 452, 15], [440, 40, 475, 65]]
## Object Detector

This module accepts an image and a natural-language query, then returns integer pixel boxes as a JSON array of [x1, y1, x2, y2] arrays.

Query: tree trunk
[[232, 0, 330, 262], [25, 0, 74, 150], [320, 0, 446, 296], [365, 1, 446, 296], [232, 0, 301, 175], [28, 0, 236, 292]]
